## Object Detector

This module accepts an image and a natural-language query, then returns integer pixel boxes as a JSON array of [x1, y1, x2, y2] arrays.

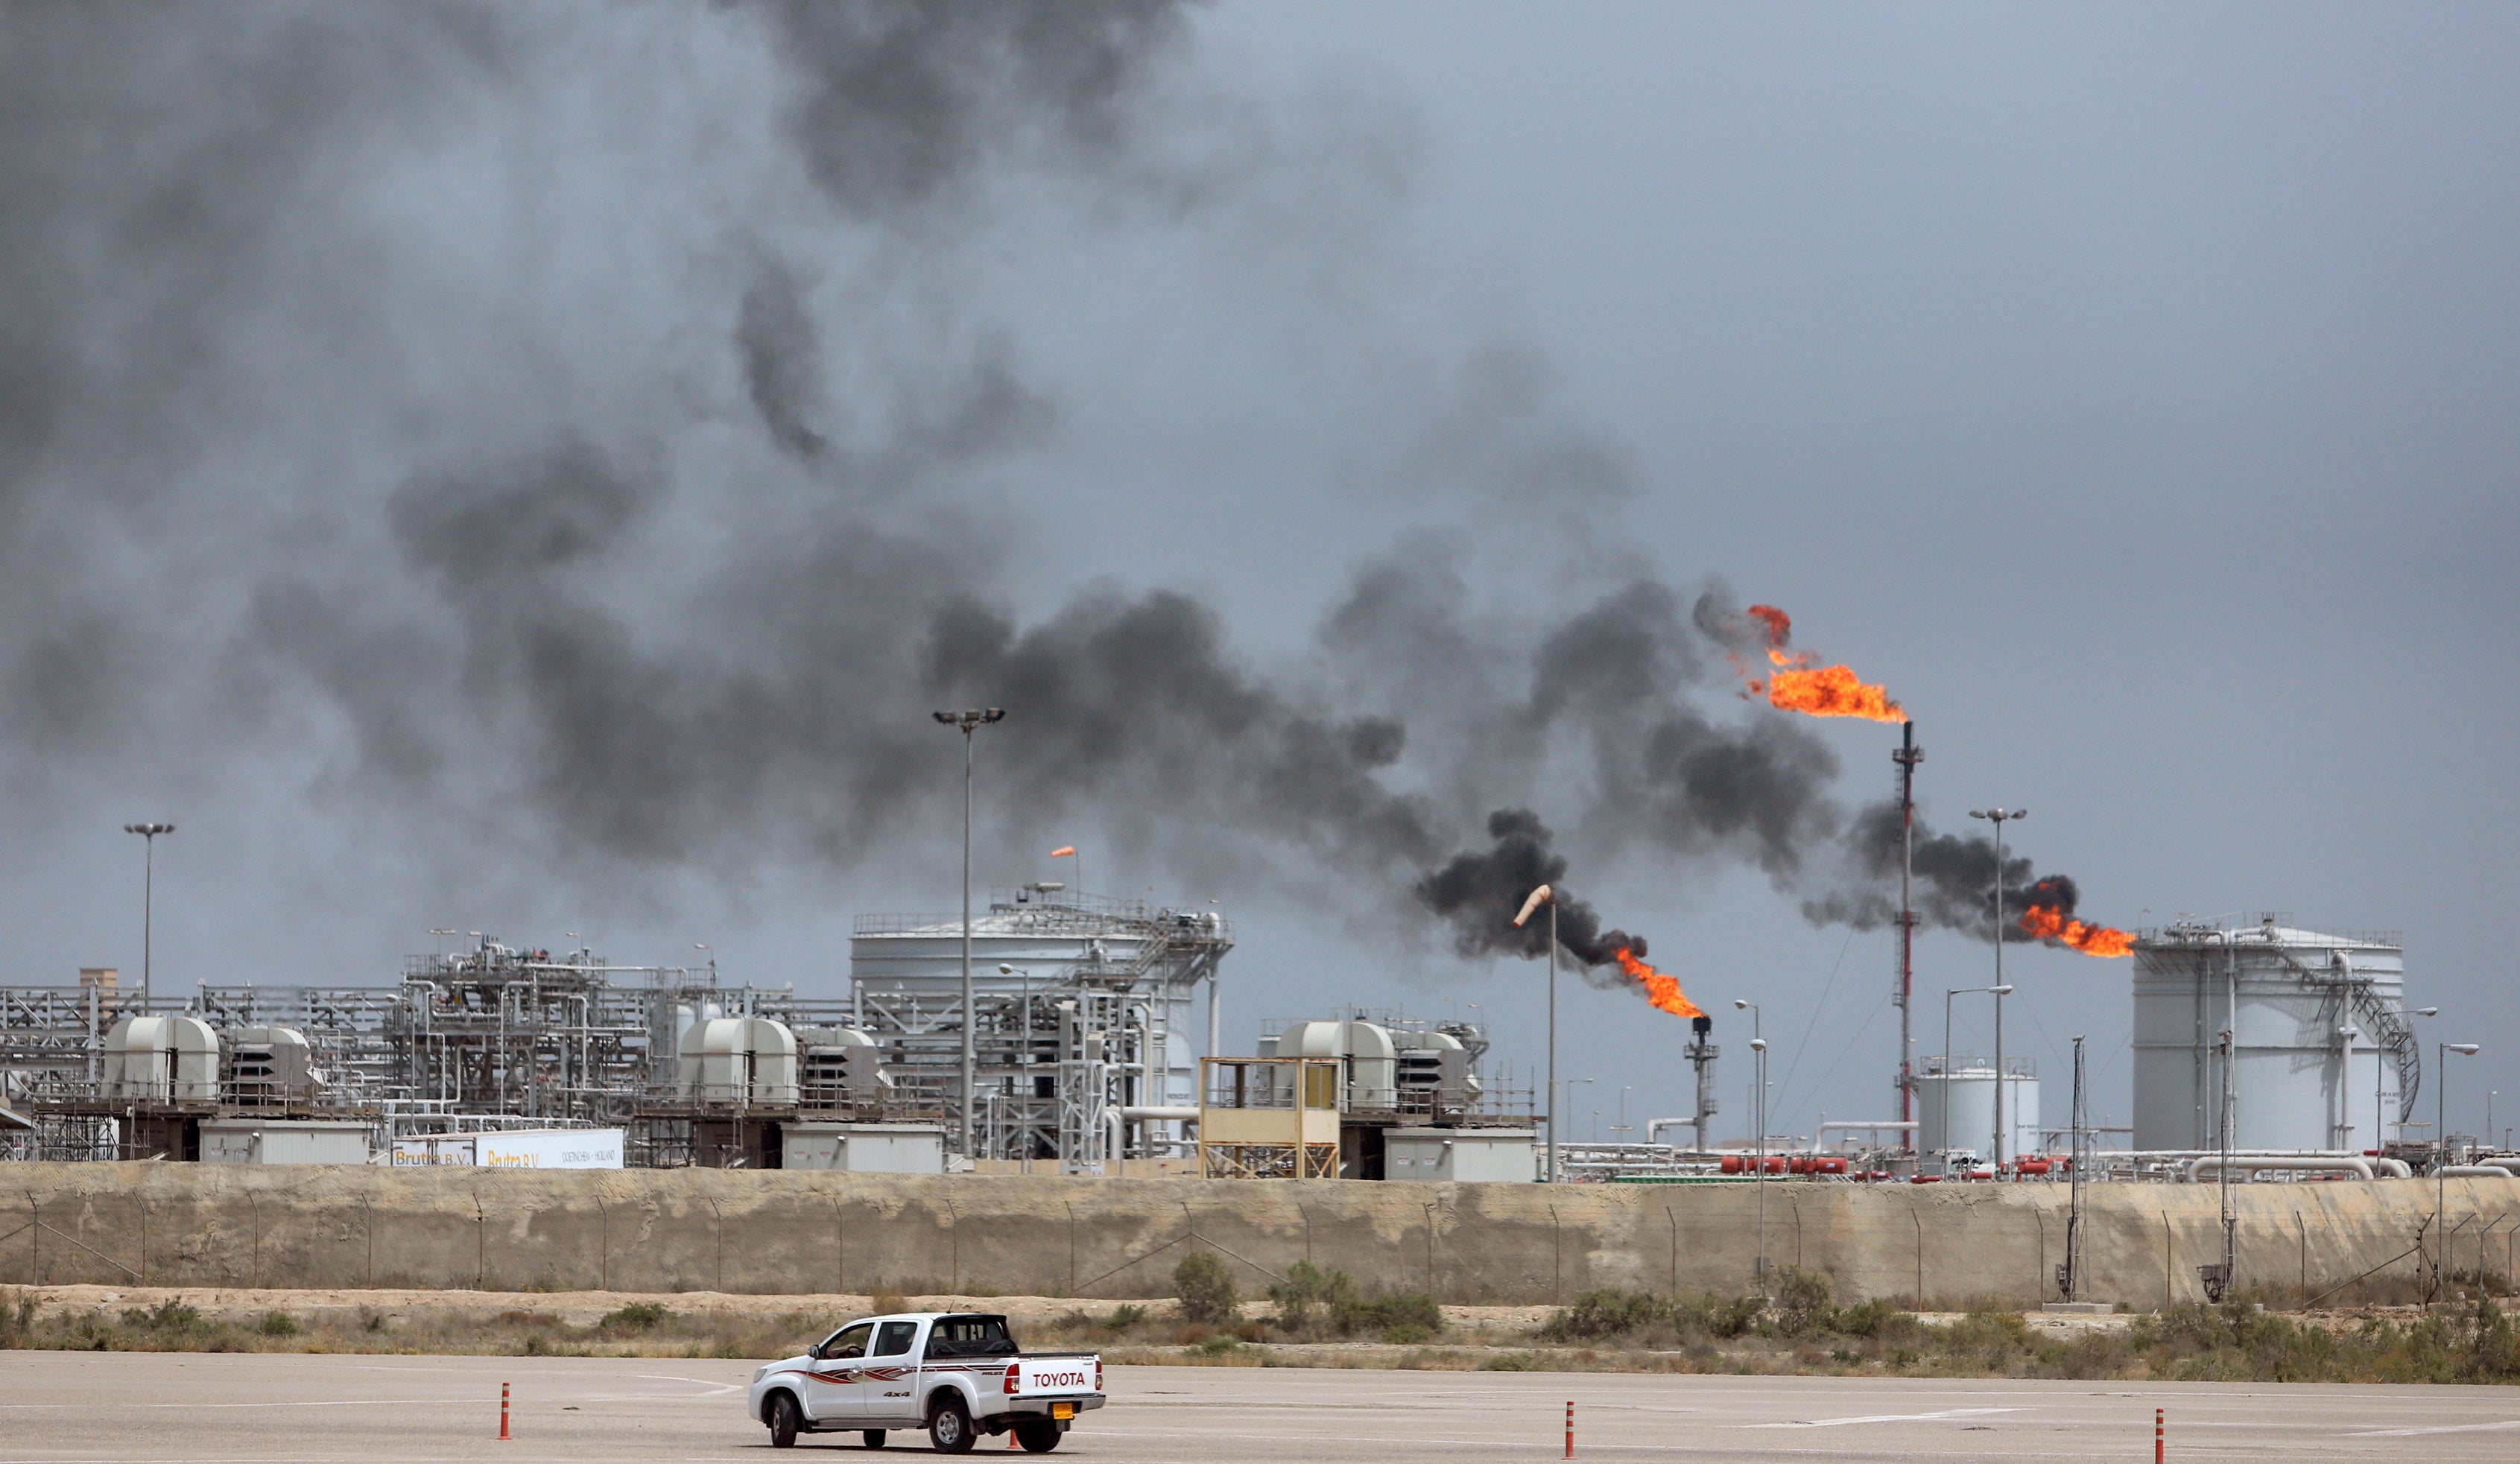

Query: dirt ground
[[15, 1282, 1557, 1337]]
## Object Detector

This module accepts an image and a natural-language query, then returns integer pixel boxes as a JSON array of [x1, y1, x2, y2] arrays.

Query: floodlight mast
[[933, 708, 1005, 1161], [1513, 884, 1557, 1182], [123, 822, 176, 1010], [1968, 807, 2025, 1167]]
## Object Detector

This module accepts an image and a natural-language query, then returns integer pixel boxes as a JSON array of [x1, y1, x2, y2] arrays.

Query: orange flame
[[1732, 603, 1908, 723], [2021, 905, 2134, 958], [1613, 946, 1706, 1019]]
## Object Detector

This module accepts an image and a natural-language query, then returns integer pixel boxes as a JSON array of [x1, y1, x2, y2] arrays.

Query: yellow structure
[[1197, 1056, 1340, 1179]]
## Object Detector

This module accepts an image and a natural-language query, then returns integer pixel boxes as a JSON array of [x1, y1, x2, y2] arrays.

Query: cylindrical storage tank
[[2133, 919, 2407, 1153], [1914, 1058, 2039, 1163]]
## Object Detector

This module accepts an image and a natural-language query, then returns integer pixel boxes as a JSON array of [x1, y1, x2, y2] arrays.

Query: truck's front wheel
[[928, 1397, 975, 1454], [1014, 1419, 1063, 1453], [765, 1392, 800, 1449]]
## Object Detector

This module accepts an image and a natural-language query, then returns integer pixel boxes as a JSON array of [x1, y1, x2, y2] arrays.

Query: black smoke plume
[[1415, 810, 1647, 972], [1799, 802, 2098, 944], [0, 4, 2130, 980]]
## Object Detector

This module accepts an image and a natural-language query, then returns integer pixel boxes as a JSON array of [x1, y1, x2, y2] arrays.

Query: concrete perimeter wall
[[5, 1165, 2515, 1308]]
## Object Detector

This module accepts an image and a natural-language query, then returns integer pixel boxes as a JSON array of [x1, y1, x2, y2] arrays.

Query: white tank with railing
[[2133, 917, 2410, 1153]]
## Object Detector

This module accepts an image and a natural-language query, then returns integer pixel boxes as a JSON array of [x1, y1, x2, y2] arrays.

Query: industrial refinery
[[0, 885, 1549, 1178], [3, 881, 2495, 1191]]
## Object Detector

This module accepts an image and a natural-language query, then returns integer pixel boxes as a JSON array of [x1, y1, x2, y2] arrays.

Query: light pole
[[1513, 885, 1559, 1182], [2435, 1040, 2481, 1302], [1969, 808, 2026, 1168], [1734, 998, 1764, 1141], [122, 823, 175, 1010], [934, 707, 1006, 1159], [2062, 1034, 2088, 1301], [1751, 1034, 1770, 1287], [1940, 985, 2010, 1163], [1565, 1077, 1595, 1157]]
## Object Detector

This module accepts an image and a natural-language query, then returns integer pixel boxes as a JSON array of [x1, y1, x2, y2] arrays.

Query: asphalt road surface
[[2, 1354, 2516, 1462]]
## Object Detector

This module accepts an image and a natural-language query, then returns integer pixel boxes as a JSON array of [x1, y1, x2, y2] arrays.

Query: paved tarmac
[[1, 1353, 2516, 1462]]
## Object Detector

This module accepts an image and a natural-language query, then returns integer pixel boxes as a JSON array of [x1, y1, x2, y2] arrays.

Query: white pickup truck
[[749, 1311, 1104, 1452]]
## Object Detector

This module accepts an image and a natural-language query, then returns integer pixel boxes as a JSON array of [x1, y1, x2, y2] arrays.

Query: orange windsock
[[1612, 946, 1706, 1020], [2021, 905, 2133, 958], [1050, 846, 1076, 858]]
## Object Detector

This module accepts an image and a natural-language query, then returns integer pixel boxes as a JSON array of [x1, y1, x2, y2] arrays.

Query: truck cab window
[[873, 1320, 919, 1357], [925, 1315, 1017, 1359], [822, 1321, 873, 1360]]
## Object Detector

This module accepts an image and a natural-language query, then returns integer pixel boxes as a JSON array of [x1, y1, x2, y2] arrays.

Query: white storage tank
[[676, 1017, 800, 1107], [1914, 1057, 2039, 1163], [2133, 918, 2410, 1153], [100, 1015, 220, 1103]]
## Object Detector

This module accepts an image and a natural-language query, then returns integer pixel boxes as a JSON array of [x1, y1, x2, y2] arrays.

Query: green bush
[[1197, 1333, 1242, 1356], [1331, 1290, 1443, 1344], [599, 1302, 672, 1332], [257, 1311, 301, 1337], [123, 1300, 207, 1334], [1674, 1293, 1765, 1340], [1831, 1299, 1905, 1340], [1542, 1289, 1670, 1340], [1479, 1351, 1542, 1371], [1103, 1303, 1147, 1333], [1768, 1268, 1832, 1337], [1266, 1261, 1352, 1329], [1172, 1251, 1239, 1325]]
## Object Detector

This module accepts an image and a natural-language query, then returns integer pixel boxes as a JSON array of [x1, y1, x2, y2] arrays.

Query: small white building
[[1381, 1126, 1536, 1182], [200, 1118, 372, 1164], [779, 1121, 946, 1173]]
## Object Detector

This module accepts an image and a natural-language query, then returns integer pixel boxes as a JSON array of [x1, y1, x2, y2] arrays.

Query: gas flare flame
[[2020, 904, 2133, 958], [1612, 945, 1706, 1019], [1733, 603, 1908, 723]]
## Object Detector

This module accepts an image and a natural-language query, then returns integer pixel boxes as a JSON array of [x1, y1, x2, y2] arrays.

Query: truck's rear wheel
[[862, 1430, 886, 1448], [1014, 1419, 1063, 1453], [928, 1398, 975, 1454], [765, 1392, 800, 1449]]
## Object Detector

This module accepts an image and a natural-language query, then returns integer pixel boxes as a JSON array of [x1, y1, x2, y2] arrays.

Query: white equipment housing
[[677, 1017, 800, 1108], [99, 1015, 219, 1103]]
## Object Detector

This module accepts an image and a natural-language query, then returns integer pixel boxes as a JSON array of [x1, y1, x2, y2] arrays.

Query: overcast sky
[[2, 3, 2513, 1144]]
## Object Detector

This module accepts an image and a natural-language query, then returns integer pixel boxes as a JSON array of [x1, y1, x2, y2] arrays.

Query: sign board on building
[[389, 1128, 624, 1168]]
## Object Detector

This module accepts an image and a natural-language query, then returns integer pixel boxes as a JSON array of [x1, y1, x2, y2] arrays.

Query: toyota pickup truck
[[749, 1311, 1104, 1452]]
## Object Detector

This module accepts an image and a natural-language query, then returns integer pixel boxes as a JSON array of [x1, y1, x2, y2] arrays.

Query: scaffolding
[[847, 888, 1233, 1171]]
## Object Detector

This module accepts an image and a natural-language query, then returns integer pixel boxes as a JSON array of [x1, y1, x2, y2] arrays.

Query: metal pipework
[[2187, 1153, 2375, 1182]]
